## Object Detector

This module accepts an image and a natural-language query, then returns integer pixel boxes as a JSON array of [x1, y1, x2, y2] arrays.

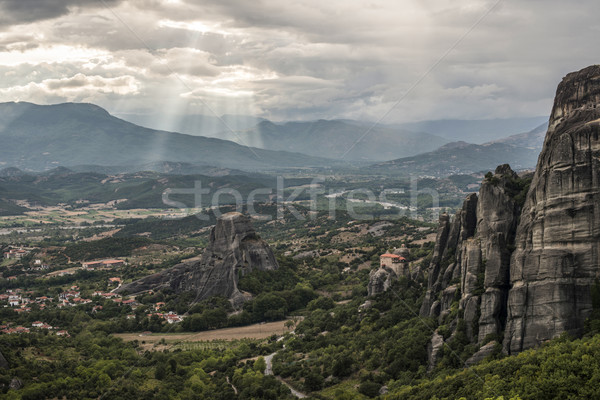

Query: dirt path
[[265, 349, 306, 398]]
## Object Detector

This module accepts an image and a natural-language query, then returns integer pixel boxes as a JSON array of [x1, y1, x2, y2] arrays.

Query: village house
[[164, 312, 183, 324], [32, 321, 53, 329], [122, 299, 138, 309], [59, 290, 80, 300], [2, 326, 30, 334], [8, 295, 21, 307], [3, 248, 28, 260], [72, 297, 92, 305]]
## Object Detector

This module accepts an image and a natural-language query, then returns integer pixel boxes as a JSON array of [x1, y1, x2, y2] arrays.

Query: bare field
[[114, 320, 291, 345]]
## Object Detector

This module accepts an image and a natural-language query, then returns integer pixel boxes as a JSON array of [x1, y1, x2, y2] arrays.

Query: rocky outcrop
[[419, 163, 529, 365], [504, 65, 600, 353], [420, 192, 479, 318], [367, 246, 413, 296], [421, 65, 600, 364], [117, 212, 279, 307], [368, 267, 397, 296], [465, 341, 499, 366]]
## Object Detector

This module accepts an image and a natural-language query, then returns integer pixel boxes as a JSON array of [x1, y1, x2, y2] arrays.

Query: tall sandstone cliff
[[420, 65, 600, 360], [116, 212, 279, 307]]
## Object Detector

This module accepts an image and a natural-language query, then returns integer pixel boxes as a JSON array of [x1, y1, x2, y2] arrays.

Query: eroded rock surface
[[504, 65, 600, 353], [117, 212, 279, 307], [420, 65, 600, 366]]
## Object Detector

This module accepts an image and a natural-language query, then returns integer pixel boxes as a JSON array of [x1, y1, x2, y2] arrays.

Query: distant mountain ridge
[[116, 112, 266, 138], [0, 102, 334, 172], [370, 123, 548, 177], [398, 116, 549, 144], [211, 119, 450, 161]]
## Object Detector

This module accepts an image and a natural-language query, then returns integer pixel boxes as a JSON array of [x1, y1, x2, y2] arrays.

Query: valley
[[1, 0, 598, 398], [0, 60, 599, 400]]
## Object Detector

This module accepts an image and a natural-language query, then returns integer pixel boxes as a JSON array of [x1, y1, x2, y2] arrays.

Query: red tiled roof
[[380, 254, 406, 260]]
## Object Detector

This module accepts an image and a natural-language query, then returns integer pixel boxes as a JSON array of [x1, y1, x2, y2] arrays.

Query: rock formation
[[367, 246, 413, 296], [420, 166, 521, 344], [367, 267, 397, 296], [420, 65, 600, 362], [504, 65, 600, 353], [117, 212, 279, 307]]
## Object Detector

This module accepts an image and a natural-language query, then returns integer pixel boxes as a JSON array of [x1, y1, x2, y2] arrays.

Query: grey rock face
[[427, 331, 445, 370], [421, 163, 523, 365], [504, 65, 600, 354], [117, 212, 278, 307], [421, 65, 600, 366], [367, 267, 397, 296], [465, 341, 499, 366]]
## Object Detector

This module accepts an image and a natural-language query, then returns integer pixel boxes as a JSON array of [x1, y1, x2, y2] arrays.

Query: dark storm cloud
[[0, 0, 599, 122], [0, 0, 123, 26]]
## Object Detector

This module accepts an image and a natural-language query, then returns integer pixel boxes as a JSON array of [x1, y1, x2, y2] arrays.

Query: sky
[[0, 0, 598, 123]]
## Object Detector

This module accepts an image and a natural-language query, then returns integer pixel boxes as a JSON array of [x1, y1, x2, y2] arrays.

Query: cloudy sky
[[0, 0, 598, 123]]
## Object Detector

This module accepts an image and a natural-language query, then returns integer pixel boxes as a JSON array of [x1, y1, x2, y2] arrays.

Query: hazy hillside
[[116, 112, 266, 138], [211, 119, 449, 161], [398, 116, 548, 144], [0, 102, 335, 172], [370, 123, 548, 177], [68, 161, 253, 177], [492, 121, 548, 148]]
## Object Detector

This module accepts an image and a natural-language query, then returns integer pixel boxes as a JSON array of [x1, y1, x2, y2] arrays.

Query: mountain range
[[397, 116, 548, 144], [205, 119, 449, 161], [370, 122, 548, 177], [0, 101, 548, 174], [0, 102, 331, 172], [115, 112, 266, 138]]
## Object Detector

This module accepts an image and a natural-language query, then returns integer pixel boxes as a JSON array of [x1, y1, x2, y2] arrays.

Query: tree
[[358, 381, 381, 398], [252, 293, 288, 321], [304, 371, 323, 391], [254, 357, 267, 373]]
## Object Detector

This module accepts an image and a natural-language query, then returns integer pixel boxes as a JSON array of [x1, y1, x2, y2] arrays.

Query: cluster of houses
[[29, 259, 50, 271], [0, 289, 54, 313], [0, 322, 69, 336], [3, 247, 31, 260], [0, 277, 186, 337], [147, 311, 184, 324]]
